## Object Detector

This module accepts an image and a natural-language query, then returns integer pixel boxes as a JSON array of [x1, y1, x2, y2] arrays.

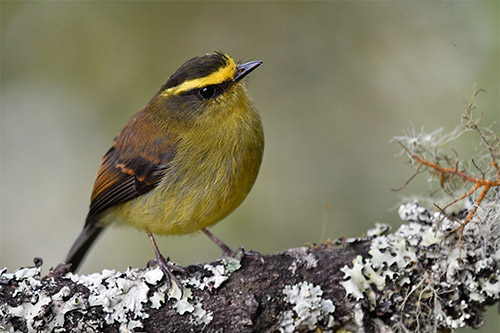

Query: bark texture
[[1, 202, 499, 332]]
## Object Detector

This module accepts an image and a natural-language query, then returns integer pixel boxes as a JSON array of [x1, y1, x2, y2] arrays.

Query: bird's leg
[[202, 228, 264, 264], [147, 231, 185, 295], [202, 228, 233, 256]]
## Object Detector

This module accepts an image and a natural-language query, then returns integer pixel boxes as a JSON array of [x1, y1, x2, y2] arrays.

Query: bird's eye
[[198, 86, 216, 99]]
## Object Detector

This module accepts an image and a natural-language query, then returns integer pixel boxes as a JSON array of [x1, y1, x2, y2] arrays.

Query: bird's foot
[[202, 228, 264, 264], [148, 255, 185, 297], [47, 261, 72, 278], [225, 246, 265, 264], [146, 231, 185, 297]]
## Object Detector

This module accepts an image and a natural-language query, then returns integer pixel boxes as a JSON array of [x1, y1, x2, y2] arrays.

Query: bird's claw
[[223, 246, 265, 264], [148, 256, 185, 298]]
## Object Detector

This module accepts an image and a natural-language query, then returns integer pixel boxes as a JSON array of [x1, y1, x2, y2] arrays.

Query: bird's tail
[[65, 222, 104, 272]]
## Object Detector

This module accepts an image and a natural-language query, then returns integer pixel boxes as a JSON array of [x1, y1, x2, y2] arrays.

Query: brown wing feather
[[85, 107, 177, 225]]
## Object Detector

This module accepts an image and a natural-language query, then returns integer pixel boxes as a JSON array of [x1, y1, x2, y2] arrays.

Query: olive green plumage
[[66, 52, 264, 272]]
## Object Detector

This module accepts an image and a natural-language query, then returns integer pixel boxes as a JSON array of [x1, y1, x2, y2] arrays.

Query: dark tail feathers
[[65, 222, 103, 272]]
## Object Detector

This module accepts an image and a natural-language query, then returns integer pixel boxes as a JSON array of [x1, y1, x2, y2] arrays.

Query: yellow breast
[[105, 85, 264, 235]]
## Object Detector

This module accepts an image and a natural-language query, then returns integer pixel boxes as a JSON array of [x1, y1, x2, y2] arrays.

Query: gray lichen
[[340, 200, 500, 332], [278, 281, 335, 332], [284, 247, 319, 275], [1, 199, 498, 332], [0, 255, 243, 332]]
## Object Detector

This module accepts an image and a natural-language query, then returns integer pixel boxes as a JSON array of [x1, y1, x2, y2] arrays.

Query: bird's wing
[[85, 109, 177, 225]]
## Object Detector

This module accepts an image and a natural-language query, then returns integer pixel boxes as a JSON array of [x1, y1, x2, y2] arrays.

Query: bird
[[64, 52, 264, 290]]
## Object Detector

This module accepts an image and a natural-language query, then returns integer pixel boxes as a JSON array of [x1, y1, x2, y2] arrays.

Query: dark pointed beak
[[233, 60, 263, 83]]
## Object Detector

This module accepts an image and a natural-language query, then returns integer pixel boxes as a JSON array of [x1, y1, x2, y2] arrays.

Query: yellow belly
[[112, 154, 260, 235], [102, 102, 264, 235]]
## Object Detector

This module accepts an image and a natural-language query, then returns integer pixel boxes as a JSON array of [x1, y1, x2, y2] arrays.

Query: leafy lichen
[[340, 200, 500, 332], [278, 281, 335, 332], [0, 254, 245, 332]]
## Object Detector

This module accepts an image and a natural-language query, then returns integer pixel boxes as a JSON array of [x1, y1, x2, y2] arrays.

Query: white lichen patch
[[340, 200, 500, 331], [366, 223, 391, 237], [72, 268, 168, 330], [12, 267, 41, 280], [66, 267, 173, 330], [170, 257, 243, 326], [340, 255, 385, 305], [341, 221, 421, 307], [188, 296, 214, 327], [284, 247, 318, 275], [278, 281, 335, 332], [172, 288, 194, 315], [202, 264, 229, 289], [196, 255, 243, 290], [0, 264, 213, 331], [220, 254, 242, 273], [0, 266, 91, 332], [0, 255, 247, 331]]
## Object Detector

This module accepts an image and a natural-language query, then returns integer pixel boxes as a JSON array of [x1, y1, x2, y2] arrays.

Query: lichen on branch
[[1, 198, 499, 332], [393, 87, 499, 237]]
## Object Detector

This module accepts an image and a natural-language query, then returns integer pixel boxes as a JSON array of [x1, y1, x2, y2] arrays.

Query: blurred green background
[[1, 1, 498, 331]]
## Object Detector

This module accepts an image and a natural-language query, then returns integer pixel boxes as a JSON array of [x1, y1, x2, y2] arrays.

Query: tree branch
[[1, 201, 499, 332]]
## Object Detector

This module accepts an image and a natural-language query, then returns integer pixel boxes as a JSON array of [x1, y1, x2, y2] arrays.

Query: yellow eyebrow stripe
[[160, 56, 236, 97]]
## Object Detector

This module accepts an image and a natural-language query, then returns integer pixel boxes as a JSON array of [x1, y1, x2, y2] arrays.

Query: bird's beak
[[233, 60, 263, 83]]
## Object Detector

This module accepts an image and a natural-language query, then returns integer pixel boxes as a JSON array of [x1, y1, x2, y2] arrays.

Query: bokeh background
[[1, 2, 498, 331]]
